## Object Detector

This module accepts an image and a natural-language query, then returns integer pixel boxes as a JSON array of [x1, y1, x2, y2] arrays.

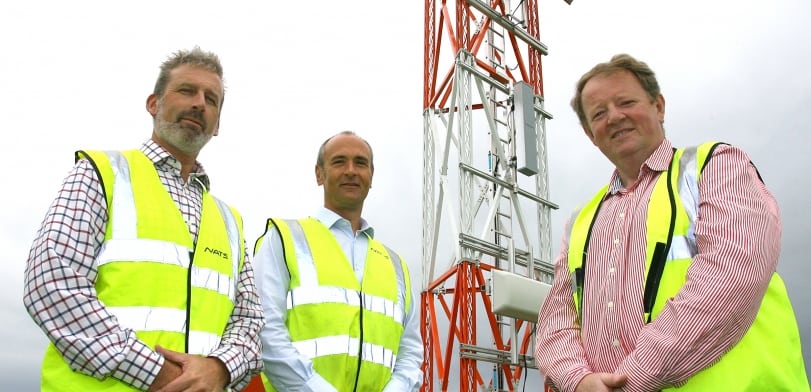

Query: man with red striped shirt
[[534, 54, 807, 392]]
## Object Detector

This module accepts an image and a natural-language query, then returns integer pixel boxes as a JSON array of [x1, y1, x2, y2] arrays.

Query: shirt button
[[609, 266, 615, 274], [619, 212, 625, 219], [607, 301, 614, 308], [612, 338, 620, 347], [613, 238, 619, 245]]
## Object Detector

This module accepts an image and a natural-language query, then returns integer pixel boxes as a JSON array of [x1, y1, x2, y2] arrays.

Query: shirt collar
[[607, 138, 673, 194], [140, 139, 211, 190], [315, 206, 375, 238]]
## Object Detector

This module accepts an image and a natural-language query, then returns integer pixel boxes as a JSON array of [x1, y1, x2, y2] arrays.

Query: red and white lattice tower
[[421, 0, 570, 390]]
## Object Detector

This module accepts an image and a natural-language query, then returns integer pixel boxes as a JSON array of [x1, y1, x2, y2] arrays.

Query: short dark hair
[[316, 131, 374, 169]]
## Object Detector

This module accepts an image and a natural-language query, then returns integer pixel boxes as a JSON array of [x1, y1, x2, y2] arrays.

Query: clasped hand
[[148, 345, 229, 392], [575, 372, 628, 392]]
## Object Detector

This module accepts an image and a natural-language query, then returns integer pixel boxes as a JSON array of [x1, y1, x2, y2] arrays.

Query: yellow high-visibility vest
[[567, 142, 808, 391], [40, 149, 244, 391], [256, 217, 412, 392]]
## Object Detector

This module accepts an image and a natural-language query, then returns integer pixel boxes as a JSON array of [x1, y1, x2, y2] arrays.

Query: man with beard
[[23, 47, 263, 392]]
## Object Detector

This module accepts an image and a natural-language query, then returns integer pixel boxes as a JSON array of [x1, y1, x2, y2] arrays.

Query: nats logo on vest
[[204, 246, 229, 260]]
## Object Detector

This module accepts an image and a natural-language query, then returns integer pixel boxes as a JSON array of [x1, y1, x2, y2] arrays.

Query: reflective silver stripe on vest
[[675, 146, 700, 258], [668, 235, 694, 260], [107, 306, 221, 355], [190, 263, 236, 300], [284, 219, 407, 324], [383, 244, 409, 314], [100, 151, 233, 354], [288, 286, 361, 308], [284, 219, 319, 287], [364, 291, 405, 324], [187, 331, 223, 357], [569, 146, 706, 293], [287, 286, 405, 324], [99, 152, 238, 299], [97, 239, 236, 300], [213, 197, 240, 301], [108, 151, 138, 240], [98, 239, 191, 267], [292, 335, 397, 370]]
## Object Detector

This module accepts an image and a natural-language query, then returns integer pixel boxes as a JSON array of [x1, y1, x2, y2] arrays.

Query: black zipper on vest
[[184, 250, 194, 353], [642, 149, 678, 323], [577, 198, 605, 321], [352, 290, 363, 392], [643, 242, 667, 321]]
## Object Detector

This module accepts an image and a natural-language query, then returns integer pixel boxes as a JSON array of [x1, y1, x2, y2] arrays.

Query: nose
[[190, 92, 207, 111], [606, 105, 624, 125], [605, 106, 625, 125]]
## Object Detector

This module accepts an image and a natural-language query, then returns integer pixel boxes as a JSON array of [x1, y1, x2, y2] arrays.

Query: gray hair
[[152, 46, 225, 104]]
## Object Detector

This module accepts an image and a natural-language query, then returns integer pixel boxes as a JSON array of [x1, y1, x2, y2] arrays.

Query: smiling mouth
[[611, 129, 632, 139], [180, 117, 204, 129]]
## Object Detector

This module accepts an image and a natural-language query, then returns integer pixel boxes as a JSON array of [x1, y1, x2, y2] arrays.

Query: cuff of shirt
[[228, 372, 252, 392], [304, 374, 339, 392], [560, 367, 592, 392], [617, 357, 666, 392], [382, 375, 419, 392], [209, 346, 247, 389], [111, 339, 162, 390]]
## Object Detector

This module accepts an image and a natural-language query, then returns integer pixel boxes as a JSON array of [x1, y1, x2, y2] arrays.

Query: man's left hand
[[152, 345, 229, 392]]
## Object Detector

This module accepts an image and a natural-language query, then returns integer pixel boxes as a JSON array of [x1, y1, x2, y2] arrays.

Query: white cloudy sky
[[2, 0, 809, 389]]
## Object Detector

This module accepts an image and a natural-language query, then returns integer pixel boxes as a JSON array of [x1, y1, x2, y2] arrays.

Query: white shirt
[[253, 207, 423, 391]]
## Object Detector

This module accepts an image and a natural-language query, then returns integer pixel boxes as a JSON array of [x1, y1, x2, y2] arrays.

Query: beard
[[154, 106, 213, 156]]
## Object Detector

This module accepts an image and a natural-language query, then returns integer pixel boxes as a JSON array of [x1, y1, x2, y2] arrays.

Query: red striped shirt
[[535, 139, 780, 392]]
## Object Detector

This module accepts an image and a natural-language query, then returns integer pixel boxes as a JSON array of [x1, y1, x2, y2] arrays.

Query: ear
[[655, 94, 666, 123], [315, 164, 324, 186], [583, 126, 597, 146], [146, 94, 158, 117]]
